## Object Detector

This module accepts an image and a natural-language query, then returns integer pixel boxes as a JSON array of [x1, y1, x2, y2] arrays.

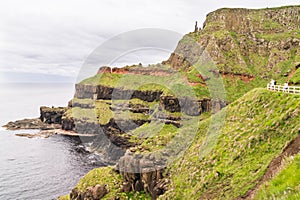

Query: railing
[[267, 84, 300, 94]]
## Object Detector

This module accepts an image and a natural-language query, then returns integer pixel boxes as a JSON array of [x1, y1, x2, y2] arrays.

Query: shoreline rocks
[[3, 118, 61, 130]]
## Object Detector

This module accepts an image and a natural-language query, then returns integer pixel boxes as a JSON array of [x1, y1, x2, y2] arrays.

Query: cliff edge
[[59, 5, 300, 200]]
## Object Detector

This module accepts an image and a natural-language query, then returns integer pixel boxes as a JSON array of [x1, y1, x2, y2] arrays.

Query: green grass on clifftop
[[160, 88, 300, 199], [76, 167, 123, 200], [79, 72, 210, 98]]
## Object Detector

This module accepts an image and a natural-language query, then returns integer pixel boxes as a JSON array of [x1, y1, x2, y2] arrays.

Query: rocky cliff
[[59, 5, 300, 200], [167, 5, 300, 101]]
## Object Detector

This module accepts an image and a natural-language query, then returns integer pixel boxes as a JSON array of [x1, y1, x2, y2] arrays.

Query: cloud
[[0, 0, 299, 82]]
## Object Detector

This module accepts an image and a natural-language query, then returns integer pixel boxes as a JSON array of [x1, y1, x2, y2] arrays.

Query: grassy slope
[[62, 88, 300, 199], [254, 153, 300, 199], [160, 88, 300, 199], [290, 68, 300, 85]]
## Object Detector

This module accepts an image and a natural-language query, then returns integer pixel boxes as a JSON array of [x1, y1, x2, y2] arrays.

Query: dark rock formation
[[40, 106, 67, 124], [70, 184, 108, 200], [61, 117, 75, 131], [116, 150, 168, 199], [71, 117, 153, 164], [159, 96, 226, 115], [111, 103, 150, 114], [74, 84, 162, 102]]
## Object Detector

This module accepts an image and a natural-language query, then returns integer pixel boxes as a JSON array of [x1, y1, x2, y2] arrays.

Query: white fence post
[[267, 84, 300, 94]]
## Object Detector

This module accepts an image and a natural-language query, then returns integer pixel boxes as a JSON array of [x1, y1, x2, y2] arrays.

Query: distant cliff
[[167, 5, 300, 101]]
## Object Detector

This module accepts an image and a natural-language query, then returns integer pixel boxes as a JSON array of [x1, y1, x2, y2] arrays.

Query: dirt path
[[287, 68, 297, 82], [238, 133, 300, 199]]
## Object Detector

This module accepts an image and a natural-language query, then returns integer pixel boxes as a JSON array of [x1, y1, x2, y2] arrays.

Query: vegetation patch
[[75, 167, 123, 200], [290, 68, 300, 85], [129, 122, 179, 152], [79, 70, 207, 98], [160, 88, 300, 199], [254, 153, 300, 199]]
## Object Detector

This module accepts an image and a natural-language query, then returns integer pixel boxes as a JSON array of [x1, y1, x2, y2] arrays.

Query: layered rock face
[[40, 106, 67, 124], [167, 6, 300, 100], [116, 151, 168, 199], [75, 84, 162, 102]]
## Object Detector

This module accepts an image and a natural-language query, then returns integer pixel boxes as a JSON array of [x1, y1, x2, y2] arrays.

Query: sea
[[0, 83, 103, 200]]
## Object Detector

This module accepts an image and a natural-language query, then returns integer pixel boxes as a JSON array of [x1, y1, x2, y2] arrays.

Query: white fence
[[267, 84, 300, 94]]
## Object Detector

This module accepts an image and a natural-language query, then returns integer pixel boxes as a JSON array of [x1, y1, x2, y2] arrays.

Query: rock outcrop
[[3, 118, 61, 130], [165, 6, 300, 103], [116, 151, 169, 199], [74, 84, 162, 102], [40, 106, 67, 124], [70, 184, 108, 200]]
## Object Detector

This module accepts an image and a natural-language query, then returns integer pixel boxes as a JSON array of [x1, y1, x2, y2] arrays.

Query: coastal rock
[[75, 84, 163, 102], [61, 117, 75, 131], [15, 130, 56, 138], [116, 151, 167, 199], [40, 106, 68, 124], [3, 118, 61, 130], [69, 185, 108, 200], [91, 184, 108, 199]]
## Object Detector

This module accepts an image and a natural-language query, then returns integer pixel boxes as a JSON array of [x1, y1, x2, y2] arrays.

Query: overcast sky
[[0, 0, 299, 82]]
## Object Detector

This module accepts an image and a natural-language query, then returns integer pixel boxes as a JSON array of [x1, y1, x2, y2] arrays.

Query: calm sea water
[[0, 83, 102, 200]]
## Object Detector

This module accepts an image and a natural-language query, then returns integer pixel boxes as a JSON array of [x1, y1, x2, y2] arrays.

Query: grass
[[290, 68, 300, 85], [79, 70, 208, 98], [68, 100, 152, 125], [118, 191, 151, 200], [129, 122, 179, 152], [75, 167, 123, 200], [263, 20, 282, 30], [72, 98, 95, 106], [95, 100, 114, 124], [160, 88, 300, 199], [65, 100, 113, 125], [254, 153, 300, 200], [59, 167, 149, 200], [257, 30, 300, 41], [68, 107, 98, 122], [224, 77, 268, 102], [58, 194, 70, 200]]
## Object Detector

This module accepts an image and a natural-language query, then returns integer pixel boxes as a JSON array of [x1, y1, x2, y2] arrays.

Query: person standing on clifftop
[[284, 82, 289, 92], [269, 79, 275, 90]]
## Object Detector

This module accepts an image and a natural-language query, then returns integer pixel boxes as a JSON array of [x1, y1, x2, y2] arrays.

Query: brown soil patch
[[98, 67, 172, 77], [221, 71, 255, 83], [287, 68, 297, 82]]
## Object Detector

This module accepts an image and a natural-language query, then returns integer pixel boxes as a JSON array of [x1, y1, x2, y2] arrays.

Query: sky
[[0, 0, 299, 82]]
